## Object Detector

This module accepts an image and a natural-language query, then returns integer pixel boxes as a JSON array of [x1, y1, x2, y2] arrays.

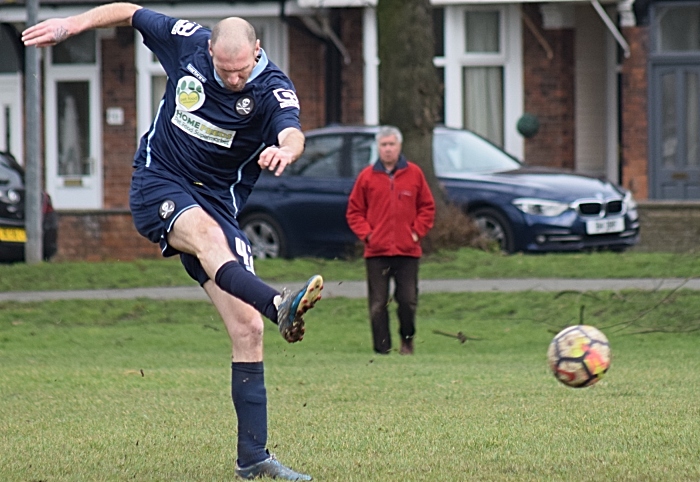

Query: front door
[[650, 64, 700, 199], [44, 31, 102, 209], [648, 2, 700, 199]]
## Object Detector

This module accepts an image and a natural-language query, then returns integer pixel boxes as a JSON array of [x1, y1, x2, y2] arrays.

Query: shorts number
[[235, 237, 255, 274]]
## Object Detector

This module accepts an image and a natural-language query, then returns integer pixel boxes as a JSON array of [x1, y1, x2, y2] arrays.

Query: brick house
[[0, 0, 696, 260]]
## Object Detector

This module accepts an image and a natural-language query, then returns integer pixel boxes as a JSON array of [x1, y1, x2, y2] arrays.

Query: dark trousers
[[365, 256, 419, 354]]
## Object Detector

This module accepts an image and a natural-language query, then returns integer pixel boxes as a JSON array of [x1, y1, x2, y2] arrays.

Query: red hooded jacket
[[346, 156, 435, 258]]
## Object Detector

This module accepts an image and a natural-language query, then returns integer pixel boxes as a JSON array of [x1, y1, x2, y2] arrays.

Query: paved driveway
[[1, 278, 699, 303]]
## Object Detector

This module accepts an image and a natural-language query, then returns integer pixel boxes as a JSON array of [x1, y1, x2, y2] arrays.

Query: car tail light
[[42, 193, 55, 215]]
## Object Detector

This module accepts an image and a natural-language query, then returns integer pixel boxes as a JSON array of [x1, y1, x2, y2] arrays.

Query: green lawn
[[0, 249, 699, 292], [2, 290, 699, 481]]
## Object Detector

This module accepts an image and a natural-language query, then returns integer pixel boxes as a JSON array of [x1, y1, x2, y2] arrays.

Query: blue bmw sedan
[[239, 125, 640, 258]]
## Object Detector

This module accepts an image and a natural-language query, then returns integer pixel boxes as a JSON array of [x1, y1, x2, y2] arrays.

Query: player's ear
[[255, 39, 261, 57], [208, 39, 213, 56]]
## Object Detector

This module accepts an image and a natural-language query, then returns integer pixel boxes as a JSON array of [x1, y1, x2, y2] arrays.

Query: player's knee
[[236, 314, 264, 342]]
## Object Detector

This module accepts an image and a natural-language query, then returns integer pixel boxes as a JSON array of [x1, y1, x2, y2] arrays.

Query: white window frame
[[440, 4, 523, 158]]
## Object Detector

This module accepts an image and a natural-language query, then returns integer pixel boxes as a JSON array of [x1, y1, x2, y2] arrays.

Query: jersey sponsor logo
[[273, 89, 300, 109], [235, 96, 255, 116], [159, 200, 175, 219], [171, 19, 201, 37], [186, 63, 207, 83], [172, 109, 236, 148], [175, 76, 205, 112]]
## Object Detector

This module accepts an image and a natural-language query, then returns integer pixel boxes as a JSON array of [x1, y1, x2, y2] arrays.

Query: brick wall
[[288, 24, 327, 130], [633, 201, 700, 253], [288, 9, 364, 129], [53, 201, 700, 260], [101, 27, 138, 210], [54, 211, 160, 261], [339, 9, 365, 125], [522, 4, 576, 169], [620, 26, 649, 200]]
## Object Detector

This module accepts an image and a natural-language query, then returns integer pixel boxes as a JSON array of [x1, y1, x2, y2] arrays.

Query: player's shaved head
[[211, 17, 256, 54]]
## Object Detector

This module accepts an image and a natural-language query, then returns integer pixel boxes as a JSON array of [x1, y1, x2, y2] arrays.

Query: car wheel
[[240, 213, 287, 259], [471, 207, 515, 253]]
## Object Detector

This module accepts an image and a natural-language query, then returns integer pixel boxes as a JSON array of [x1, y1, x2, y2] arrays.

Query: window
[[463, 66, 504, 147], [461, 9, 504, 146], [52, 31, 97, 64], [438, 5, 520, 151], [289, 135, 343, 178], [56, 81, 91, 176], [655, 5, 700, 52], [465, 11, 500, 53], [349, 135, 376, 177]]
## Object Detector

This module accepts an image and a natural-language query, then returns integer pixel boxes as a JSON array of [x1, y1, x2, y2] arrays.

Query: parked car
[[0, 152, 58, 262], [240, 125, 640, 258]]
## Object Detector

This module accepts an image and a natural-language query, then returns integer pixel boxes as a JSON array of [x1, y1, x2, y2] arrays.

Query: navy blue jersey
[[132, 8, 301, 208]]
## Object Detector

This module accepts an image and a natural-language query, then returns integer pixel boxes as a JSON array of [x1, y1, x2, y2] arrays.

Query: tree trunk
[[377, 0, 485, 252], [376, 0, 445, 209]]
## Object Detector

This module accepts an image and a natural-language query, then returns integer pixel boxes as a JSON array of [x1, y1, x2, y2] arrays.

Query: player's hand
[[258, 145, 294, 177], [22, 18, 75, 47]]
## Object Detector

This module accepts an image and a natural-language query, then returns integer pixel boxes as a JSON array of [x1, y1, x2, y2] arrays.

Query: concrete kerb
[[0, 278, 699, 303]]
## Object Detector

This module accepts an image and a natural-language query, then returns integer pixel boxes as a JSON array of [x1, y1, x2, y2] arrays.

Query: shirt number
[[171, 19, 201, 37]]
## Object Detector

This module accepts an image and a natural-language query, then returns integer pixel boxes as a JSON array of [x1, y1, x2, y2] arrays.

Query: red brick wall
[[620, 26, 649, 199], [339, 9, 365, 125], [101, 27, 138, 210], [55, 211, 159, 261], [522, 5, 576, 169], [287, 9, 364, 129], [288, 24, 327, 130]]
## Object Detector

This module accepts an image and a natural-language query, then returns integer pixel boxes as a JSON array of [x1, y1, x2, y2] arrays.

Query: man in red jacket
[[346, 126, 435, 355]]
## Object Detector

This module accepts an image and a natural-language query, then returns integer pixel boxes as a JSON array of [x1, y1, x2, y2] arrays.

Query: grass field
[[0, 249, 699, 292], [2, 289, 700, 481]]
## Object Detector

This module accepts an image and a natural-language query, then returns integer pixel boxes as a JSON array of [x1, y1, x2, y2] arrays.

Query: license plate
[[0, 227, 27, 242], [586, 218, 625, 235]]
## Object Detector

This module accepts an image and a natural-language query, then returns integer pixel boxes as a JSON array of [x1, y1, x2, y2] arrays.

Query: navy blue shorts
[[129, 166, 255, 285]]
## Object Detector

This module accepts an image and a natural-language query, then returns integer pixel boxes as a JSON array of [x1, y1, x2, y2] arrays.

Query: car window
[[289, 135, 343, 178], [434, 129, 521, 175], [349, 134, 376, 177], [0, 153, 23, 184]]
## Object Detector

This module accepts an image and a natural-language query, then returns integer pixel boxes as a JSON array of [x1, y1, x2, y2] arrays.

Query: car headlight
[[624, 191, 637, 210], [0, 188, 20, 204], [513, 198, 570, 217]]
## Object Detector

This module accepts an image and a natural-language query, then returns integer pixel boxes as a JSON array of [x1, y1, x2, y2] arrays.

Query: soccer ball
[[547, 325, 611, 388]]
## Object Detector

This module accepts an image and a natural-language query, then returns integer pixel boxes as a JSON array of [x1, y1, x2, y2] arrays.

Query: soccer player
[[23, 4, 321, 480]]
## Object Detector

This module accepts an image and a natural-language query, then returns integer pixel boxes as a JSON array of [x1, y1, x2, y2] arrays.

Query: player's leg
[[169, 207, 323, 342], [366, 256, 392, 354], [203, 282, 311, 481], [393, 256, 419, 355]]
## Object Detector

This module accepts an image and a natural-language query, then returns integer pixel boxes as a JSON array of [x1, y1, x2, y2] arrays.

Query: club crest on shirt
[[175, 76, 205, 112], [236, 96, 255, 116], [159, 200, 175, 219]]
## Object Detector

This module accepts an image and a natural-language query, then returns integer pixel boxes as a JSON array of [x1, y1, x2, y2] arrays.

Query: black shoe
[[400, 338, 414, 355]]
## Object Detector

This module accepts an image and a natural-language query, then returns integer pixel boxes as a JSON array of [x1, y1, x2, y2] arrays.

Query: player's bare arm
[[258, 127, 305, 177], [22, 2, 142, 47]]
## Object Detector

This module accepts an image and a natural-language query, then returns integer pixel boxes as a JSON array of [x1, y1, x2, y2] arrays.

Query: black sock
[[231, 362, 269, 468], [215, 261, 280, 322]]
